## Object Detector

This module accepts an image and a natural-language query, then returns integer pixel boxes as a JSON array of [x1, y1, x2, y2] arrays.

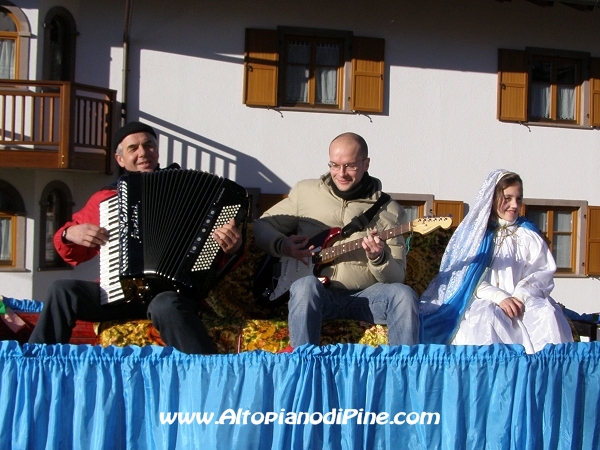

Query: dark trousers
[[28, 279, 217, 354]]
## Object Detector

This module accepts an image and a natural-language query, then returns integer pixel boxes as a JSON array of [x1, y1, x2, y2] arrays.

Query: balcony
[[0, 81, 117, 174]]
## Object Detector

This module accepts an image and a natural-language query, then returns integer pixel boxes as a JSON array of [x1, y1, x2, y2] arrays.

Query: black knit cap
[[112, 121, 157, 152]]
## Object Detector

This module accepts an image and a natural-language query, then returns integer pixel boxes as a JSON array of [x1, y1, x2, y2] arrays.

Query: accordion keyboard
[[99, 195, 122, 305]]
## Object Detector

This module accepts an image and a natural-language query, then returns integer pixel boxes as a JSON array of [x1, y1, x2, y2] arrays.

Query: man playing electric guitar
[[253, 132, 420, 352]]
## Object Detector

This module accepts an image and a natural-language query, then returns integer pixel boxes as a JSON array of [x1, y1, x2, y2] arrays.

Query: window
[[0, 179, 25, 270], [0, 212, 16, 265], [283, 35, 343, 108], [38, 181, 73, 270], [244, 28, 385, 113], [398, 201, 424, 223], [526, 206, 578, 272], [530, 54, 580, 123], [0, 5, 30, 81], [497, 48, 600, 128], [42, 7, 77, 81], [0, 8, 19, 79], [391, 194, 434, 223], [391, 195, 464, 229], [523, 199, 587, 276]]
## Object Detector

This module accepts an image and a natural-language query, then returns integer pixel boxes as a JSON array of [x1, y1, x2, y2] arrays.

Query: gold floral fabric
[[96, 318, 388, 354], [96, 320, 165, 348], [95, 225, 453, 352], [405, 228, 453, 297]]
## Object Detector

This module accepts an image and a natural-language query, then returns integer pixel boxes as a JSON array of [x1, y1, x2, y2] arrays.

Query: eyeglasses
[[328, 161, 364, 172]]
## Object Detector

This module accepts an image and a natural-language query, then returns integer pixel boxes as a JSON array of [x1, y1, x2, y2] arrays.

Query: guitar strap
[[340, 193, 391, 238]]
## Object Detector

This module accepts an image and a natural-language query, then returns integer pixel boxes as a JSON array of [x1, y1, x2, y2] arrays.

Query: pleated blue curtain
[[0, 341, 598, 450]]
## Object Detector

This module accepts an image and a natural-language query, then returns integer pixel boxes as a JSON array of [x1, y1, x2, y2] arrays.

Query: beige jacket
[[253, 174, 408, 290]]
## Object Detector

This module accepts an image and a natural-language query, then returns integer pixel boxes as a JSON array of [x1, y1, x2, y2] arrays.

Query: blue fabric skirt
[[0, 341, 598, 449]]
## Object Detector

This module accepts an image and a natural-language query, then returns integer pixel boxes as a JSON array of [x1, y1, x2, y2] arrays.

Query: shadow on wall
[[139, 113, 289, 193]]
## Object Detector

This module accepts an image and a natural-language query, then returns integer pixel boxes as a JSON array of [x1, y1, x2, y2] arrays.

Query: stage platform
[[0, 340, 598, 449]]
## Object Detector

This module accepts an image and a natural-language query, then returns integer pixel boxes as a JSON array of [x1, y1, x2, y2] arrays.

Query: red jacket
[[53, 186, 244, 272], [54, 188, 116, 266]]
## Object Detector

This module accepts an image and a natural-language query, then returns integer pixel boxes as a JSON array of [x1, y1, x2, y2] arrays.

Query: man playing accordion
[[28, 122, 244, 354]]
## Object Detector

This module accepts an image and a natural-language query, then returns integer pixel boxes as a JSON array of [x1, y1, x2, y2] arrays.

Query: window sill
[[554, 273, 588, 278], [0, 267, 29, 273], [37, 266, 73, 272], [513, 121, 597, 131], [250, 105, 374, 115]]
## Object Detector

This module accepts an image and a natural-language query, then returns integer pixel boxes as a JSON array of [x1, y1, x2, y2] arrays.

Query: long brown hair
[[490, 172, 523, 222]]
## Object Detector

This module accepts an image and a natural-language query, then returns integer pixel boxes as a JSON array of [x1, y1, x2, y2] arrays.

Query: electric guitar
[[255, 216, 452, 303]]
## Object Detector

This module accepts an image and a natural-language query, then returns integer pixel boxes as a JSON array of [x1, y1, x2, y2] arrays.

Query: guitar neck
[[317, 222, 413, 264]]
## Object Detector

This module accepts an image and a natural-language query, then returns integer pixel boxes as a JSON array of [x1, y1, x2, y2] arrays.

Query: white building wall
[[1, 0, 598, 312]]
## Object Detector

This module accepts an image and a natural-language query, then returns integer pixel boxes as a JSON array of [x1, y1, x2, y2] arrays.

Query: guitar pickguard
[[269, 257, 315, 301]]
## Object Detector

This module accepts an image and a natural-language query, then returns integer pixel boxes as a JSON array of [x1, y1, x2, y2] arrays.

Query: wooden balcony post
[[106, 89, 117, 174], [58, 82, 75, 169]]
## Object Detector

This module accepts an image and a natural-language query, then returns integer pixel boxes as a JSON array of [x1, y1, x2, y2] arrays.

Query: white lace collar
[[497, 218, 517, 227]]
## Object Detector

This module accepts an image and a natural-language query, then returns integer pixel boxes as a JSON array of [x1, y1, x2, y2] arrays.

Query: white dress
[[451, 220, 573, 353]]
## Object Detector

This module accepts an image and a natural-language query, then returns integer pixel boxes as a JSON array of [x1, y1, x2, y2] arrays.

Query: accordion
[[99, 169, 248, 305]]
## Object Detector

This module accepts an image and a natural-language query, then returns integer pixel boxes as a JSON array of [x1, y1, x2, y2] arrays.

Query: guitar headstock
[[411, 216, 453, 235]]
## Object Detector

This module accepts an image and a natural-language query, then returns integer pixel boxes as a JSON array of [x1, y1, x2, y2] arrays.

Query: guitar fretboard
[[316, 222, 413, 263]]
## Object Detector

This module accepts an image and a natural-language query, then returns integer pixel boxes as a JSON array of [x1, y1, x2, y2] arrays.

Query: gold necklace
[[494, 224, 519, 249]]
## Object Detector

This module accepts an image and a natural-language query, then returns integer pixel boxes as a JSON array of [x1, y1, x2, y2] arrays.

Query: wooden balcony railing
[[0, 80, 117, 174]]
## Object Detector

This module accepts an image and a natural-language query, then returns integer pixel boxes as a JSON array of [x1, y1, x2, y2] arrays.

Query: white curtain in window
[[0, 39, 15, 79], [530, 83, 550, 119], [285, 42, 309, 103], [553, 235, 572, 269], [315, 43, 339, 105], [553, 211, 572, 233], [557, 86, 575, 120], [527, 210, 548, 233], [0, 218, 11, 261], [401, 205, 419, 223]]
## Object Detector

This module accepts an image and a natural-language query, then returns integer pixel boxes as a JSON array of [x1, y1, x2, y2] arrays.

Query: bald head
[[330, 132, 369, 160]]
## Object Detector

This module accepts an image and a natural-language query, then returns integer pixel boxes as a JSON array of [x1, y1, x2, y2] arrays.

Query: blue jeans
[[288, 276, 419, 347]]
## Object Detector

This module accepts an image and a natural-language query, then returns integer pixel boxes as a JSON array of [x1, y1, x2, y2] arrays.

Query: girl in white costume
[[419, 170, 573, 353]]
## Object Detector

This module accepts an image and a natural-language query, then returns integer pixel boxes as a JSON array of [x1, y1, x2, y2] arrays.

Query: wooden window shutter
[[351, 37, 385, 113], [585, 206, 600, 276], [258, 193, 288, 217], [497, 49, 528, 122], [590, 58, 600, 127], [244, 29, 279, 107], [433, 200, 464, 228]]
